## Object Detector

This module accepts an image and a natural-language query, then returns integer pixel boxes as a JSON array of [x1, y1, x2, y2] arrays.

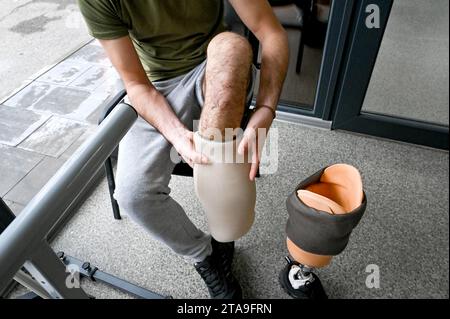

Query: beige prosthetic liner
[[286, 164, 367, 268], [194, 132, 256, 242]]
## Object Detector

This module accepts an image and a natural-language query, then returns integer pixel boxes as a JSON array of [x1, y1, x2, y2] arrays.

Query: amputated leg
[[199, 32, 253, 141], [194, 32, 256, 242]]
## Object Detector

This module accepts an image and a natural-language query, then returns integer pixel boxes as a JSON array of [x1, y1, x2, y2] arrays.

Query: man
[[77, 0, 289, 299]]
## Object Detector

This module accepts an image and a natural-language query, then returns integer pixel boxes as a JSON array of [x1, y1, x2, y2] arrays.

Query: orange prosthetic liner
[[285, 164, 367, 268]]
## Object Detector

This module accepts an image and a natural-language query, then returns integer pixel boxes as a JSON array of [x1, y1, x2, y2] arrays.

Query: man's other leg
[[200, 32, 253, 139], [114, 121, 211, 262]]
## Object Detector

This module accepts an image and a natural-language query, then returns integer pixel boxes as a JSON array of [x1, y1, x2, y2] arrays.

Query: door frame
[[277, 0, 356, 120]]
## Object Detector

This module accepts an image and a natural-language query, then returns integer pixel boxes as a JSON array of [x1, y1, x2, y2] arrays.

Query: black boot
[[211, 237, 234, 278], [195, 238, 241, 299]]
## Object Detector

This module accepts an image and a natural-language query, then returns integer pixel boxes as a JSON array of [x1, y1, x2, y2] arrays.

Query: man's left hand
[[238, 106, 275, 181]]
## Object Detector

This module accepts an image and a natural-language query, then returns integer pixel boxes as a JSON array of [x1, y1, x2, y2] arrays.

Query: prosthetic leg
[[194, 132, 256, 242], [280, 164, 367, 299]]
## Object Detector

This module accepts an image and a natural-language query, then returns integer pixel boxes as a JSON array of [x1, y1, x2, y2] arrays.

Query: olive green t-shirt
[[77, 0, 225, 81]]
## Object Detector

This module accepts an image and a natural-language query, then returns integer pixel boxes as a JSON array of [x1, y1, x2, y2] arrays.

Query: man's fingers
[[188, 150, 210, 165], [249, 162, 259, 181], [249, 144, 260, 180], [196, 153, 210, 165], [238, 135, 249, 155], [190, 153, 202, 164], [238, 128, 257, 155], [200, 154, 210, 164]]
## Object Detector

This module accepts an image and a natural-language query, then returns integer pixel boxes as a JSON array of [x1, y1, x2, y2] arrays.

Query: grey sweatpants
[[115, 60, 255, 262]]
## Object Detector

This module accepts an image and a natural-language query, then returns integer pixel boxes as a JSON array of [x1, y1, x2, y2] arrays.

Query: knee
[[201, 32, 253, 138], [208, 32, 253, 64], [115, 180, 169, 217]]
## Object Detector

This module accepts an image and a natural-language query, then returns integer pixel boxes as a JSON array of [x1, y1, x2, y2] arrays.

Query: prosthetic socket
[[286, 164, 367, 268], [194, 132, 256, 242]]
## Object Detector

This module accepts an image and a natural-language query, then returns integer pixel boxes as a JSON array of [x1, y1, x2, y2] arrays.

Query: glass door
[[271, 0, 355, 120], [330, 0, 449, 149], [225, 0, 357, 124]]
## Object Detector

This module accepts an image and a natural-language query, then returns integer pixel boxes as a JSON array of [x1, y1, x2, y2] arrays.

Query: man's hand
[[238, 107, 275, 181], [171, 128, 210, 168], [231, 0, 289, 181]]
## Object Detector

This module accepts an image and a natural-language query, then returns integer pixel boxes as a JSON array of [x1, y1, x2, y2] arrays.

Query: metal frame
[[276, 109, 332, 129], [330, 0, 449, 150], [0, 103, 169, 299], [57, 253, 167, 299], [98, 90, 128, 220], [0, 199, 22, 298]]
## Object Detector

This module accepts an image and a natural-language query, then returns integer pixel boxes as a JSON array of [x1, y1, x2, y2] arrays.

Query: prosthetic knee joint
[[194, 132, 256, 243], [280, 164, 367, 299]]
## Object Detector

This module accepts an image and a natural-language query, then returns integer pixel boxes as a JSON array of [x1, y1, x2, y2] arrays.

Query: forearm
[[97, 36, 187, 145], [126, 81, 187, 143], [125, 80, 207, 167], [256, 31, 289, 110]]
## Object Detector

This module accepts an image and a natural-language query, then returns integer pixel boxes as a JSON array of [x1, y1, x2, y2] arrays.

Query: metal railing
[[0, 102, 139, 298]]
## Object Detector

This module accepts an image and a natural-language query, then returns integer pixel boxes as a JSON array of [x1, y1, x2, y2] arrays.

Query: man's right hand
[[171, 128, 210, 168]]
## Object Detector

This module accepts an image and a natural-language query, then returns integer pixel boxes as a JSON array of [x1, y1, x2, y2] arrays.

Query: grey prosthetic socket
[[285, 164, 367, 268], [194, 132, 256, 242], [280, 164, 366, 298]]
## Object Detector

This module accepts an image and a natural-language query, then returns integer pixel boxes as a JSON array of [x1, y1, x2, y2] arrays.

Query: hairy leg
[[200, 32, 253, 141], [194, 33, 256, 243]]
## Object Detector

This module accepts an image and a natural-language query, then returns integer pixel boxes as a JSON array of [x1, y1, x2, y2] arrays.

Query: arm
[[99, 36, 208, 166], [229, 0, 290, 180], [230, 0, 289, 111]]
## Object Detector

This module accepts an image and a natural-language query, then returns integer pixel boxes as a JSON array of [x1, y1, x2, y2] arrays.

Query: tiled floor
[[0, 40, 122, 210], [0, 0, 92, 100]]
